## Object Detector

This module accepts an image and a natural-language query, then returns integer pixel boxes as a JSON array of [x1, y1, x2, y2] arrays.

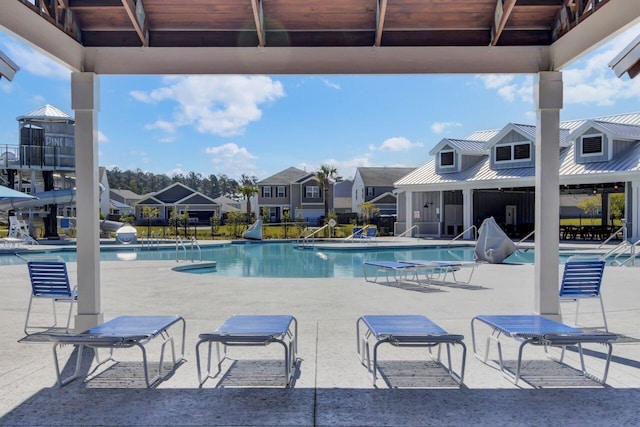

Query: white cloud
[[476, 74, 515, 89], [129, 150, 149, 164], [205, 143, 259, 177], [296, 157, 370, 181], [473, 23, 640, 107], [98, 131, 109, 143], [321, 78, 340, 90], [1, 39, 70, 81], [431, 121, 462, 134], [0, 79, 13, 94], [130, 75, 285, 138], [369, 137, 423, 152]]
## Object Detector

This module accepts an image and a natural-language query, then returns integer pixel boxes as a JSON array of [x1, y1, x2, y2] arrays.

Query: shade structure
[[0, 186, 36, 201]]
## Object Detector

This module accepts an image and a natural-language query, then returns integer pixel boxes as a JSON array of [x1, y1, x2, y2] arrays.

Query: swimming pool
[[3, 242, 577, 278]]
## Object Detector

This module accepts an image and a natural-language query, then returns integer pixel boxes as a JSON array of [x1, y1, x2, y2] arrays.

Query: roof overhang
[[609, 33, 640, 78], [0, 50, 19, 81]]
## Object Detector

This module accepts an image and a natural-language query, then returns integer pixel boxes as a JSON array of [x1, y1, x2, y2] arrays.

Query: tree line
[[106, 167, 258, 199]]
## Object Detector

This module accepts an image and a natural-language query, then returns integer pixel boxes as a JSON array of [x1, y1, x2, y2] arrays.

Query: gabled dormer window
[[439, 150, 455, 167], [581, 134, 603, 156], [494, 142, 531, 163]]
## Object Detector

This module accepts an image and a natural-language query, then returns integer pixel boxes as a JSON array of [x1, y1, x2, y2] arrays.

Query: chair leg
[[599, 296, 608, 332]]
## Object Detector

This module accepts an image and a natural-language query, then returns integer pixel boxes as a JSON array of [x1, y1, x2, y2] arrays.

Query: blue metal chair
[[364, 227, 377, 241], [560, 257, 608, 331], [25, 260, 77, 335]]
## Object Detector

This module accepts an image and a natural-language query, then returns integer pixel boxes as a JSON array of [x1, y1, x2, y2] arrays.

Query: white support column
[[462, 188, 473, 239], [405, 190, 413, 235], [534, 71, 562, 318], [72, 72, 103, 331], [629, 181, 640, 242]]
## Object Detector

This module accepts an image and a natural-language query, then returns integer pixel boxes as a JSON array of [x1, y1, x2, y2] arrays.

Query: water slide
[[242, 219, 263, 240], [474, 217, 516, 264], [0, 188, 127, 233], [0, 188, 74, 211]]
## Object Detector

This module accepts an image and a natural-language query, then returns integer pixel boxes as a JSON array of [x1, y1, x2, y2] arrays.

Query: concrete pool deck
[[0, 247, 639, 426]]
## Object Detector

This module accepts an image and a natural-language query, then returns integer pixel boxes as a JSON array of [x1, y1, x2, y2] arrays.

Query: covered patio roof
[[1, 1, 637, 75]]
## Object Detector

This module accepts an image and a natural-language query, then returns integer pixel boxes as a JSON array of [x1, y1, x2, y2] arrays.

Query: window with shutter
[[582, 135, 603, 155], [440, 151, 454, 166]]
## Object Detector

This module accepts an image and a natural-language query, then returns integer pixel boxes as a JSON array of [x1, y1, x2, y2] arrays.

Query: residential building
[[333, 179, 353, 213], [108, 187, 142, 221], [395, 113, 640, 240], [135, 182, 219, 225], [257, 166, 333, 225], [352, 167, 415, 215]]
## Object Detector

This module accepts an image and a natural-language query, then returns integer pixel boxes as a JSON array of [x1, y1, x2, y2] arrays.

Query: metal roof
[[397, 112, 640, 188], [429, 139, 487, 156], [16, 104, 73, 122]]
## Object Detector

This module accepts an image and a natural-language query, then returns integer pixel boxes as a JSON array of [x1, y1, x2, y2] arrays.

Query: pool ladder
[[176, 236, 202, 262], [141, 231, 160, 250]]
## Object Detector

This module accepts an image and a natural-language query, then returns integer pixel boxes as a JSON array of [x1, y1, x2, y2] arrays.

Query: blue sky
[[2, 24, 640, 181]]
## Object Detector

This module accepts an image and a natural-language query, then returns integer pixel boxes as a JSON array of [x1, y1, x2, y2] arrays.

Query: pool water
[[4, 242, 580, 278]]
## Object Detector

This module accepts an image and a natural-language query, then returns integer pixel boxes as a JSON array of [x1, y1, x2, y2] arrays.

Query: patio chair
[[357, 315, 466, 386], [364, 227, 377, 241], [25, 260, 77, 336], [471, 314, 617, 385], [48, 315, 186, 387], [362, 261, 419, 284], [559, 257, 608, 331], [196, 314, 298, 387]]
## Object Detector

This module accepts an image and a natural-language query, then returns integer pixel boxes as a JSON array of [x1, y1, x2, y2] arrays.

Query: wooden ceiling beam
[[375, 0, 388, 47], [251, 0, 266, 48], [68, 0, 122, 8], [491, 0, 517, 46], [121, 0, 149, 47]]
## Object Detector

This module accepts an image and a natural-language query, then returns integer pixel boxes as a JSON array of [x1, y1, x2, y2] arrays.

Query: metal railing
[[447, 225, 478, 247], [175, 236, 202, 262], [297, 224, 332, 247], [598, 223, 627, 249], [515, 230, 535, 251], [141, 231, 160, 250], [392, 225, 420, 240]]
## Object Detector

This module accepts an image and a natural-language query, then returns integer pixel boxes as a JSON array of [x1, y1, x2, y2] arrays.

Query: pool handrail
[[297, 224, 332, 247], [598, 223, 627, 249], [447, 225, 478, 247], [515, 230, 535, 251], [392, 225, 420, 240], [344, 224, 373, 241]]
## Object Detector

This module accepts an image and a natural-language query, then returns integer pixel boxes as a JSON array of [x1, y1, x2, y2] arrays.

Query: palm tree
[[237, 183, 259, 223], [315, 164, 338, 220]]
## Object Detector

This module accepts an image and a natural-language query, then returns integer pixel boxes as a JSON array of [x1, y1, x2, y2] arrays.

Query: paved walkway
[[0, 255, 639, 426]]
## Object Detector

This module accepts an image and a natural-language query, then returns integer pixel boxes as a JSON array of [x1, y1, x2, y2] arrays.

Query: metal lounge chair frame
[[560, 257, 608, 331], [356, 315, 466, 386], [362, 261, 419, 284], [25, 260, 78, 336], [49, 315, 186, 387], [196, 314, 298, 387], [471, 314, 617, 385], [401, 260, 479, 285]]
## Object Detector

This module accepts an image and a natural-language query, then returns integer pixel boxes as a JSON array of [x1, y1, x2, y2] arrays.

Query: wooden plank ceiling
[[28, 0, 609, 49]]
